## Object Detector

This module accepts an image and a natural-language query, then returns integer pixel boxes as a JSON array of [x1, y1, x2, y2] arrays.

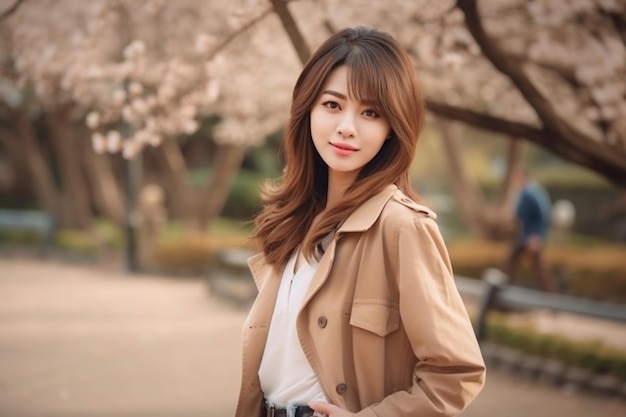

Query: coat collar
[[247, 183, 436, 286], [337, 184, 398, 233], [247, 251, 271, 291]]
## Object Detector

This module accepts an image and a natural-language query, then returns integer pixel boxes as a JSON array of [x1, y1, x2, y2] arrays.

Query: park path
[[0, 257, 625, 417]]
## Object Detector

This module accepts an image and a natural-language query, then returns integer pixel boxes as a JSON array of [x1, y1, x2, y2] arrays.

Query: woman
[[235, 26, 485, 417]]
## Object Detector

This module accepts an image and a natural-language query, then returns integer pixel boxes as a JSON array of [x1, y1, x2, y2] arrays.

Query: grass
[[487, 312, 626, 380]]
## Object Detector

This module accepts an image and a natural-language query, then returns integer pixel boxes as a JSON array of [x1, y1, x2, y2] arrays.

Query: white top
[[258, 250, 328, 407]]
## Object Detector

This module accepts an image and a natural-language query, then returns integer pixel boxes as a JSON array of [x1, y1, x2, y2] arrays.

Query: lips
[[330, 141, 358, 157], [330, 142, 358, 151]]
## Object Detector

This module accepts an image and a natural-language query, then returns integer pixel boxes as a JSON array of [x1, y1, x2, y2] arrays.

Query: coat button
[[336, 383, 347, 395], [317, 316, 328, 328]]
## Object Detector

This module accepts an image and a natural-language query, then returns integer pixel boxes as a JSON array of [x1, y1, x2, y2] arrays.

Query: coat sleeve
[[357, 216, 486, 417]]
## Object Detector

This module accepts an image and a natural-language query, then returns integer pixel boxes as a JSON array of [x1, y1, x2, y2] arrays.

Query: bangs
[[344, 52, 387, 113]]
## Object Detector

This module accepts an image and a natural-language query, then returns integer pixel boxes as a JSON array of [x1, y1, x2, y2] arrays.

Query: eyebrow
[[321, 90, 347, 100], [321, 89, 379, 108]]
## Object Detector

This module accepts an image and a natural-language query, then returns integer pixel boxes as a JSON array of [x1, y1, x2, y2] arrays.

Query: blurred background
[[1, 0, 625, 416]]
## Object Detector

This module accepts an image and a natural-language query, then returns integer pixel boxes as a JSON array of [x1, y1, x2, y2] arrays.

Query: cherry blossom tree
[[269, 0, 626, 238], [2, 0, 625, 238], [0, 0, 298, 229]]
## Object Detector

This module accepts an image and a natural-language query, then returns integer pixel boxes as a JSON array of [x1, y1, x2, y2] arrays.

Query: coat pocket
[[349, 300, 400, 337]]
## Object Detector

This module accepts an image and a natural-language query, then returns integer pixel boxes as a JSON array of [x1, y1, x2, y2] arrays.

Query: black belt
[[262, 402, 315, 417]]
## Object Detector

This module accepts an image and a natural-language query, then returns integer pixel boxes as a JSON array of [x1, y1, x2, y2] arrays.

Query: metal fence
[[457, 268, 626, 341], [209, 249, 626, 339]]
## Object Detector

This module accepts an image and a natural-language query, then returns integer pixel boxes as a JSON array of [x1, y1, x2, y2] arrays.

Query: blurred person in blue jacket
[[502, 167, 555, 292]]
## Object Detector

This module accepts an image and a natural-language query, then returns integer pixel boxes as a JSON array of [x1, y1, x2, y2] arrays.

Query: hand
[[308, 401, 355, 417]]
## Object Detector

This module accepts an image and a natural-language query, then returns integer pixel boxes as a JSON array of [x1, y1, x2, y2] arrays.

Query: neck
[[326, 171, 356, 209]]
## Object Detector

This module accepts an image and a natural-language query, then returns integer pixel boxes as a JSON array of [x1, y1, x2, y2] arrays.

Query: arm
[[362, 216, 486, 417]]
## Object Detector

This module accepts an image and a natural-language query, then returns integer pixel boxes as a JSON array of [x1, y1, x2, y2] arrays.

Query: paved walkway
[[0, 257, 624, 417]]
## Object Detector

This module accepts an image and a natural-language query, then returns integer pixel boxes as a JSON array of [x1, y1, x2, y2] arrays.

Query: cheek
[[362, 129, 391, 160], [310, 112, 333, 147], [309, 112, 325, 151], [370, 126, 391, 149], [310, 109, 327, 133], [369, 139, 387, 157]]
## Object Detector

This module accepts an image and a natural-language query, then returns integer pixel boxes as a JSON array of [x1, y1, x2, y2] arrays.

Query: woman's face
[[310, 65, 391, 186]]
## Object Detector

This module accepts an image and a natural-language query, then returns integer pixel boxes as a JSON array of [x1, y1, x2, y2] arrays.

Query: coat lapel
[[300, 238, 336, 310], [300, 184, 398, 310], [337, 184, 397, 233], [243, 253, 282, 391]]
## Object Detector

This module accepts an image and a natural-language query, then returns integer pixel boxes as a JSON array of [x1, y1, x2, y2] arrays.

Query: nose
[[337, 113, 356, 138]]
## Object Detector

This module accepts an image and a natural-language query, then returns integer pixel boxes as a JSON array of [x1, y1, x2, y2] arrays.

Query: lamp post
[[124, 153, 142, 273]]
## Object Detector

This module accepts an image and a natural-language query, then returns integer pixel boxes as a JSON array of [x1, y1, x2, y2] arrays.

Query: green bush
[[153, 235, 214, 274], [449, 240, 626, 302], [54, 230, 100, 255], [486, 313, 626, 380], [152, 220, 256, 274], [448, 240, 508, 280], [0, 230, 43, 246], [0, 217, 124, 256], [92, 219, 125, 249]]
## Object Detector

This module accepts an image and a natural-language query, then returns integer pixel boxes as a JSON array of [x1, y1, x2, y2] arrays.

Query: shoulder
[[383, 190, 437, 221], [374, 190, 439, 236], [378, 191, 450, 266], [339, 185, 437, 234]]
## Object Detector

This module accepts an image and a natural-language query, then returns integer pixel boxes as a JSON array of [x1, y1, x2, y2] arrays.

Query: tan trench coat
[[235, 185, 486, 417]]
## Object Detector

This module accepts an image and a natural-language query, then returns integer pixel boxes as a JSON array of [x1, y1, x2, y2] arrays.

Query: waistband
[[262, 401, 315, 417]]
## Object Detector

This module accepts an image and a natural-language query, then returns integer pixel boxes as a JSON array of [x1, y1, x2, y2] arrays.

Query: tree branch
[[601, 8, 626, 48], [210, 6, 274, 57], [456, 0, 626, 185], [0, 0, 25, 21], [269, 0, 310, 65], [427, 98, 626, 184], [426, 99, 547, 143]]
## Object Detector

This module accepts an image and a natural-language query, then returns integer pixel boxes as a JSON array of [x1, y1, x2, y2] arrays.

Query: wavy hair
[[253, 26, 425, 270]]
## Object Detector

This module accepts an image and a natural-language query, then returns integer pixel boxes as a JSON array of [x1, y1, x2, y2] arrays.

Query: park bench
[[207, 248, 257, 307], [0, 209, 56, 258]]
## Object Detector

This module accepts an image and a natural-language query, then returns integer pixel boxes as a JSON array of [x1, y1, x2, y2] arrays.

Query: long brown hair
[[253, 26, 425, 270]]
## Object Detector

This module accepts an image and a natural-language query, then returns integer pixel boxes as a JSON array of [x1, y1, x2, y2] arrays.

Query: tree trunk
[[437, 117, 516, 241], [45, 110, 92, 229], [197, 144, 247, 230], [437, 118, 486, 237], [154, 138, 194, 222], [497, 138, 524, 207], [0, 126, 34, 198], [14, 110, 60, 216], [81, 138, 125, 226]]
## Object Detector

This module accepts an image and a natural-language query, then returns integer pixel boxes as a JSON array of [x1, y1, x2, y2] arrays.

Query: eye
[[323, 101, 340, 110], [363, 109, 380, 118]]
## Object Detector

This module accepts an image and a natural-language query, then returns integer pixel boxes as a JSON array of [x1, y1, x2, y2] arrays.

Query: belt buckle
[[296, 405, 314, 417]]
